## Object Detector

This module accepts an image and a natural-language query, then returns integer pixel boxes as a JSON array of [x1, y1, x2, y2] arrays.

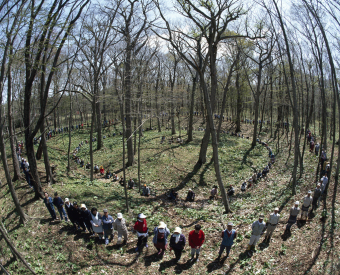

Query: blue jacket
[[53, 197, 64, 209], [102, 215, 114, 230], [153, 227, 170, 245], [221, 229, 236, 246], [43, 197, 54, 210]]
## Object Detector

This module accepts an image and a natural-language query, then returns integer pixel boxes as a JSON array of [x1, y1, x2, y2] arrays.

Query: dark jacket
[[53, 197, 64, 209], [170, 234, 186, 250], [81, 209, 92, 222], [65, 203, 77, 220]]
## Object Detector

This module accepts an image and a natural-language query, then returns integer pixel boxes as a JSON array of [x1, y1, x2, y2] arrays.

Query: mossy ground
[[0, 119, 339, 274]]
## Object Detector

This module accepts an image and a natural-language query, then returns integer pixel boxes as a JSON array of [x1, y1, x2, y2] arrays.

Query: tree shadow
[[2, 256, 16, 269], [241, 146, 255, 168], [302, 198, 328, 274]]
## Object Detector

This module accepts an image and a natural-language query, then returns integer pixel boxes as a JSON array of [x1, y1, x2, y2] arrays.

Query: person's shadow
[[144, 252, 162, 267], [159, 259, 177, 272], [259, 239, 269, 250], [281, 228, 291, 241], [174, 259, 195, 274]]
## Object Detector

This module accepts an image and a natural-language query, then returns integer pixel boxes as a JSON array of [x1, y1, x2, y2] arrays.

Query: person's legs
[[286, 222, 293, 231], [47, 206, 56, 219], [104, 229, 110, 245], [143, 236, 148, 247], [78, 220, 86, 231], [117, 231, 122, 245], [191, 248, 195, 259], [265, 225, 274, 238], [218, 244, 226, 257], [58, 208, 64, 220], [61, 207, 68, 221], [195, 248, 200, 259], [226, 246, 231, 257], [174, 249, 182, 261]]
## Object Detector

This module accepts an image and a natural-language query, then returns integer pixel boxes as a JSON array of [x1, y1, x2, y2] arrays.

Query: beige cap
[[174, 227, 182, 234], [274, 207, 279, 211], [158, 222, 166, 229], [80, 204, 86, 209]]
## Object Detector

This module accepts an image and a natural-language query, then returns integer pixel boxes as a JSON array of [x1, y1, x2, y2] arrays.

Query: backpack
[[157, 228, 165, 241]]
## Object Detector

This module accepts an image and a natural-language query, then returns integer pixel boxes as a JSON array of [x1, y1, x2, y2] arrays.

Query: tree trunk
[[40, 123, 54, 184], [96, 97, 102, 150], [273, 0, 299, 195], [124, 42, 134, 167], [0, 222, 36, 274], [67, 93, 72, 173], [120, 95, 129, 212], [187, 72, 198, 142], [7, 64, 21, 181], [0, 125, 27, 224], [90, 99, 95, 182], [200, 77, 230, 213], [252, 63, 262, 147], [235, 71, 242, 133]]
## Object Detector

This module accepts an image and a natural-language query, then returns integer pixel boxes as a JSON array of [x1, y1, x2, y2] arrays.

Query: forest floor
[[0, 119, 339, 275]]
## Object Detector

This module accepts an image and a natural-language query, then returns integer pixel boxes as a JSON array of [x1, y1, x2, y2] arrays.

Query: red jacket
[[134, 219, 147, 233], [189, 230, 205, 248]]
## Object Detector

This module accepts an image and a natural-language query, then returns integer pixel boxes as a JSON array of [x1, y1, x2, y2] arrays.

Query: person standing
[[73, 202, 85, 231], [315, 143, 320, 156], [217, 222, 237, 261], [188, 224, 205, 262], [301, 191, 313, 221], [134, 213, 148, 252], [102, 209, 114, 245], [321, 175, 328, 200], [114, 213, 128, 245], [53, 192, 68, 221], [264, 208, 280, 243], [169, 227, 186, 263], [311, 184, 322, 211], [247, 215, 266, 256], [90, 207, 104, 238], [43, 192, 56, 220], [285, 202, 300, 233], [152, 221, 170, 256], [64, 199, 78, 230], [80, 204, 94, 234]]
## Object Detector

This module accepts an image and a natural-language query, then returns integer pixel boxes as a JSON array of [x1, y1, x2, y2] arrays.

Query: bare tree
[[23, 0, 89, 198], [155, 0, 257, 213]]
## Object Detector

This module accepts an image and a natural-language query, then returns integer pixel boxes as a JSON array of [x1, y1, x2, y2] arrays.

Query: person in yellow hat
[[153, 222, 170, 256], [170, 227, 186, 263], [142, 184, 150, 196]]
